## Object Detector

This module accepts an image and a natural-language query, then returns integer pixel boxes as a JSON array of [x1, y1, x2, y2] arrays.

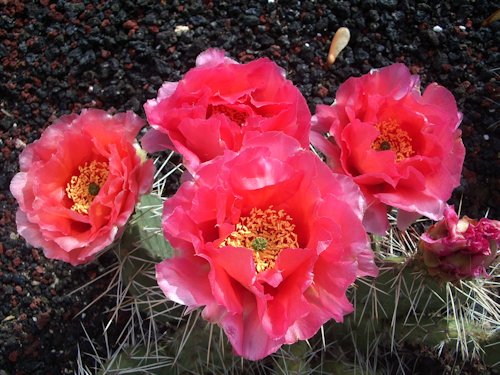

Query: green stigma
[[88, 182, 100, 196], [251, 237, 268, 252], [380, 141, 391, 150]]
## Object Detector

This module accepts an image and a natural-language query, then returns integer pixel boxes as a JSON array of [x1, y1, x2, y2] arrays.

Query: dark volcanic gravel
[[1, 1, 499, 374]]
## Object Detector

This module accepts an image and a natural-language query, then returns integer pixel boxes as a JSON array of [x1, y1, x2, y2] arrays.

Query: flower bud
[[418, 205, 499, 281]]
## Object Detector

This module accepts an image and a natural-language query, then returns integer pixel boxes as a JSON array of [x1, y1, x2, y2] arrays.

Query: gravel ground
[[1, 1, 499, 374]]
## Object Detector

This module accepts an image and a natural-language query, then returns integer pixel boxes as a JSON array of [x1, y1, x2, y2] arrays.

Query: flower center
[[220, 207, 299, 273], [66, 160, 109, 214], [207, 104, 248, 126], [371, 119, 415, 162]]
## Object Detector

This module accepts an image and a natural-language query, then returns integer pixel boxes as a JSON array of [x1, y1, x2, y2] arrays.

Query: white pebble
[[174, 25, 189, 35], [459, 25, 466, 31], [15, 139, 26, 149], [483, 134, 490, 141], [433, 25, 443, 32]]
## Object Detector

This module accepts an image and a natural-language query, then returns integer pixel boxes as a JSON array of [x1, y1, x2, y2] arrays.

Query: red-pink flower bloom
[[10, 109, 154, 265], [418, 205, 499, 281], [156, 132, 377, 360], [312, 64, 465, 234], [143, 48, 311, 172]]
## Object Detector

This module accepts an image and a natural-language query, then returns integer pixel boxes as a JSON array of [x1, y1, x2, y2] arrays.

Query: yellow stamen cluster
[[371, 119, 415, 162], [207, 104, 248, 126], [220, 207, 299, 273], [66, 160, 109, 214]]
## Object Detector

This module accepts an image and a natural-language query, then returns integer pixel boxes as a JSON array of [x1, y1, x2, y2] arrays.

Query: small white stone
[[174, 25, 190, 35], [268, 0, 275, 3], [15, 139, 26, 149], [483, 134, 490, 141], [459, 25, 466, 31], [433, 25, 443, 32]]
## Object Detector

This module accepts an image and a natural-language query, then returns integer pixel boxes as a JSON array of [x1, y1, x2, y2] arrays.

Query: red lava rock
[[63, 310, 73, 321], [36, 311, 51, 330], [270, 45, 281, 58], [8, 351, 18, 363], [462, 167, 478, 184], [410, 64, 423, 74], [2, 147, 12, 158], [481, 99, 492, 108], [13, 322, 23, 333], [31, 249, 40, 261], [12, 257, 21, 267], [317, 85, 329, 98], [101, 49, 111, 58], [14, 285, 22, 294], [32, 77, 42, 87], [441, 63, 452, 72], [123, 20, 138, 30], [29, 297, 41, 310], [0, 242, 4, 254], [24, 337, 41, 357], [50, 11, 64, 22]]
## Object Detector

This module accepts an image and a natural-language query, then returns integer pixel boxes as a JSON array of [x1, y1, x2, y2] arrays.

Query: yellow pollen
[[66, 160, 109, 214], [371, 119, 415, 162], [219, 207, 299, 273]]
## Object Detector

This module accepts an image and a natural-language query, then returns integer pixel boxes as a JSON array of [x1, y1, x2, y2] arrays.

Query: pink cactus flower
[[156, 132, 377, 360], [10, 109, 154, 265], [312, 64, 465, 234], [143, 48, 311, 172]]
